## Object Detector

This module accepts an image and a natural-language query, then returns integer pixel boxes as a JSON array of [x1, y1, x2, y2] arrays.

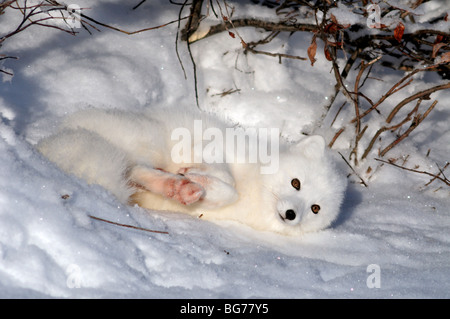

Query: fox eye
[[291, 178, 301, 191], [311, 204, 320, 214]]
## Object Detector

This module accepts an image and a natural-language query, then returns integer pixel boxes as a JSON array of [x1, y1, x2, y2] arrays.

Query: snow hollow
[[0, 0, 449, 298]]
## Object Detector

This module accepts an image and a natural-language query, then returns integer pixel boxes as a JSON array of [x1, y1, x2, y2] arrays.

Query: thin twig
[[186, 30, 200, 107], [350, 124, 367, 165], [425, 163, 450, 186], [80, 12, 190, 35], [133, 0, 146, 10], [361, 98, 423, 160], [380, 100, 438, 157], [375, 159, 450, 187], [386, 83, 449, 124], [186, 18, 317, 42], [178, 0, 203, 108], [245, 46, 307, 62], [329, 101, 347, 128], [338, 152, 368, 187], [88, 215, 169, 235], [175, 0, 189, 79], [328, 127, 345, 148]]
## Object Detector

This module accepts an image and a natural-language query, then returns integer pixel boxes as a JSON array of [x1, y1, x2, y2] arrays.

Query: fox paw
[[177, 167, 238, 208], [128, 166, 205, 206], [164, 177, 205, 205]]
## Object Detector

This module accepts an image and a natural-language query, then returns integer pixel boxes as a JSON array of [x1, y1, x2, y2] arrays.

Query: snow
[[0, 0, 449, 298]]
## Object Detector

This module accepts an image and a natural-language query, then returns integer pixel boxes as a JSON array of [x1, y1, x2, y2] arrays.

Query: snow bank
[[0, 0, 449, 298]]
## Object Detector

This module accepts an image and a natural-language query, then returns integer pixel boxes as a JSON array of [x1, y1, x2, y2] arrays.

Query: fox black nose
[[285, 209, 296, 221]]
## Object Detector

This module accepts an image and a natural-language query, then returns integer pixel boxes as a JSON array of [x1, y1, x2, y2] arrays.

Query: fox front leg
[[128, 166, 205, 205]]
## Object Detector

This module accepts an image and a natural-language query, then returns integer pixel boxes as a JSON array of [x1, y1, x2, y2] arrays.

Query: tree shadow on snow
[[0, 1, 176, 138]]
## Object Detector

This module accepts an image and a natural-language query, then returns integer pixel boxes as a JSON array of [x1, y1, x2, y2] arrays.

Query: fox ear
[[291, 135, 326, 159]]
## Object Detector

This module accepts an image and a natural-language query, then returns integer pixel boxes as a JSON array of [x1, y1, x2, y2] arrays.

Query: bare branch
[[380, 100, 438, 157], [185, 18, 317, 43], [386, 83, 449, 124], [375, 159, 450, 187]]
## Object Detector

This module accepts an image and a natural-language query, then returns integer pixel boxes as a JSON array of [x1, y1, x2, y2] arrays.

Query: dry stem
[[375, 159, 450, 187], [89, 215, 169, 235], [380, 100, 438, 157], [386, 83, 450, 124]]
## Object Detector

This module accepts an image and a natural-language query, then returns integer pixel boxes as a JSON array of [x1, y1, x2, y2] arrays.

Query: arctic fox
[[37, 107, 347, 236]]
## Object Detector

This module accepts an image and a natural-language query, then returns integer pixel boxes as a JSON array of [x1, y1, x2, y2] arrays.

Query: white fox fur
[[37, 107, 347, 236]]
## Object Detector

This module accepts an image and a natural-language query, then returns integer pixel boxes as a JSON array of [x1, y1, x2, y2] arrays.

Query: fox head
[[262, 135, 347, 235]]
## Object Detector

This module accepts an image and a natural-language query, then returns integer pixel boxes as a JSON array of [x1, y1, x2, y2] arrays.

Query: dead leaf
[[307, 36, 317, 66], [228, 31, 235, 38], [324, 22, 338, 34], [324, 44, 333, 61], [330, 14, 338, 24], [327, 14, 350, 31], [394, 22, 405, 42], [435, 34, 444, 44]]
